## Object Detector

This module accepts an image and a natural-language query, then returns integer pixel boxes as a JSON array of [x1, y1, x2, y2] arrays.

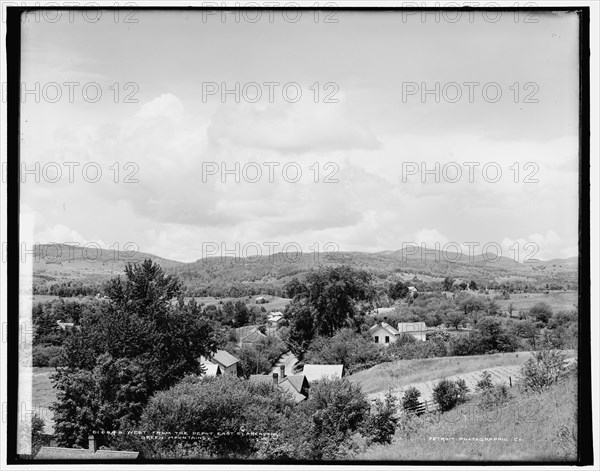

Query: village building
[[397, 322, 428, 342], [234, 326, 267, 346], [249, 365, 309, 403], [369, 321, 400, 346], [201, 349, 239, 376]]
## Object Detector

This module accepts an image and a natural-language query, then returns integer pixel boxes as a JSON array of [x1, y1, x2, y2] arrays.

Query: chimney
[[88, 434, 98, 453], [279, 365, 285, 380], [272, 372, 278, 386]]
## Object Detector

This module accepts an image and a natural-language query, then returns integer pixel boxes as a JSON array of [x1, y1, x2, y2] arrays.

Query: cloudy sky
[[20, 10, 580, 262]]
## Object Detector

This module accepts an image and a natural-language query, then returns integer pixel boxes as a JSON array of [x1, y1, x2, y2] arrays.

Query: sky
[[19, 9, 581, 263]]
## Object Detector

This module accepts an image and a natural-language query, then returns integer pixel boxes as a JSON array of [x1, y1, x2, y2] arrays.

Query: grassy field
[[186, 295, 291, 313], [32, 367, 57, 434], [356, 374, 578, 461], [347, 351, 576, 395], [494, 291, 577, 315]]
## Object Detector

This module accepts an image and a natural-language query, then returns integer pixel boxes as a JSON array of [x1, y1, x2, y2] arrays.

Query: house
[[302, 364, 344, 383], [267, 311, 284, 325], [397, 322, 427, 342], [36, 435, 138, 460], [255, 296, 267, 304], [234, 326, 267, 346], [375, 307, 396, 316], [249, 365, 309, 403], [407, 286, 418, 297], [369, 322, 400, 346], [207, 350, 239, 376]]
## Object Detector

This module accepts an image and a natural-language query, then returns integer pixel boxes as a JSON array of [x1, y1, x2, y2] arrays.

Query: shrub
[[520, 349, 567, 393], [432, 378, 469, 412], [362, 391, 398, 444], [401, 386, 422, 414]]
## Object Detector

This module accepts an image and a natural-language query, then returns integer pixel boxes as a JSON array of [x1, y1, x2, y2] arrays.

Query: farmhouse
[[36, 435, 138, 460], [302, 364, 344, 383], [204, 350, 239, 376], [369, 322, 400, 346], [397, 322, 427, 342], [255, 296, 267, 304]]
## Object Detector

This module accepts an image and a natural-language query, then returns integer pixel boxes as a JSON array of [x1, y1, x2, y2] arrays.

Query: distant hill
[[31, 243, 578, 292]]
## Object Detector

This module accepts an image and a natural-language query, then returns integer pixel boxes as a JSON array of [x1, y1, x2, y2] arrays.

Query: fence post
[[509, 376, 512, 387]]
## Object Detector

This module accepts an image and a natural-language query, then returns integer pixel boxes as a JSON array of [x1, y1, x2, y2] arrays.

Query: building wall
[[370, 327, 397, 347]]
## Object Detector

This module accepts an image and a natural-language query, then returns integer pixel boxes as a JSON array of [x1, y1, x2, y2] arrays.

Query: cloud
[[35, 223, 107, 248], [207, 100, 381, 154]]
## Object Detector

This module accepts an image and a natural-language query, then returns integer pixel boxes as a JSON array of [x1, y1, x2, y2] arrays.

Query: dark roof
[[211, 349, 239, 367], [280, 375, 308, 394], [302, 365, 344, 382], [35, 447, 138, 460]]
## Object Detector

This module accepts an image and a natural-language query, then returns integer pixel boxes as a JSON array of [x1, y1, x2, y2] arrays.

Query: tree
[[304, 378, 370, 459], [529, 302, 553, 325], [286, 303, 317, 357], [468, 280, 478, 291], [284, 277, 307, 299], [233, 300, 250, 327], [295, 265, 375, 337], [52, 260, 216, 447], [520, 349, 567, 393], [401, 386, 422, 413], [388, 281, 409, 301], [445, 311, 466, 330], [304, 329, 382, 374], [442, 276, 455, 291], [362, 391, 398, 444], [432, 378, 469, 412]]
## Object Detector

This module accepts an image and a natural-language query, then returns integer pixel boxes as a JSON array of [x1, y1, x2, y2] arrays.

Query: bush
[[475, 371, 511, 410], [401, 386, 422, 414], [361, 391, 398, 444], [432, 378, 469, 412], [520, 349, 567, 393], [32, 345, 64, 367]]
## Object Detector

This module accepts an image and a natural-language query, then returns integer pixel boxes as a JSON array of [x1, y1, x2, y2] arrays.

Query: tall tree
[[52, 259, 216, 447]]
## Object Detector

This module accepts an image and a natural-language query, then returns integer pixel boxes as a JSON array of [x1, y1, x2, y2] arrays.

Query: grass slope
[[347, 351, 576, 395], [356, 374, 578, 461]]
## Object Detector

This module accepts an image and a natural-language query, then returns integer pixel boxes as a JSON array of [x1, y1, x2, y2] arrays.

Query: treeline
[[33, 281, 101, 297]]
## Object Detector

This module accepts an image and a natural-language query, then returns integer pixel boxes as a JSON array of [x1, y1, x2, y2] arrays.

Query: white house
[[369, 322, 400, 346], [397, 322, 427, 342]]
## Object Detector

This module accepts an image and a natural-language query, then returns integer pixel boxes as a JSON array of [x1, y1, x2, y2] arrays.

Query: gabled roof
[[302, 364, 344, 383], [369, 321, 400, 336], [240, 329, 267, 344], [280, 374, 308, 394], [211, 349, 239, 368], [278, 380, 306, 402], [35, 447, 138, 460], [201, 362, 221, 376]]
